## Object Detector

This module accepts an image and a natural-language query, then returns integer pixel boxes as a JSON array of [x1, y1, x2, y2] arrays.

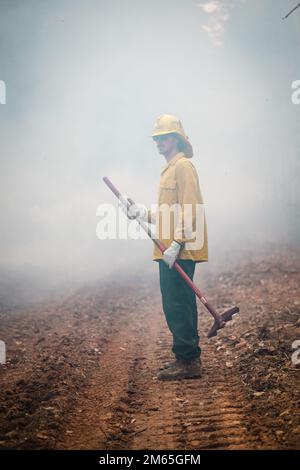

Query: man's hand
[[119, 202, 147, 220], [163, 241, 184, 269]]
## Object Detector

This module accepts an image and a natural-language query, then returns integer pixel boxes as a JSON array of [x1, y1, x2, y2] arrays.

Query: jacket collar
[[161, 152, 185, 175]]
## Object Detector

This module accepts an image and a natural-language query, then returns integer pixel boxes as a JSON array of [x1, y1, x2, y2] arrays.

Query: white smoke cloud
[[198, 1, 245, 46]]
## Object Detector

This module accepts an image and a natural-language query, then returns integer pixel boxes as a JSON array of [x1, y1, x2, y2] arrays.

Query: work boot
[[159, 357, 185, 370], [157, 358, 202, 381]]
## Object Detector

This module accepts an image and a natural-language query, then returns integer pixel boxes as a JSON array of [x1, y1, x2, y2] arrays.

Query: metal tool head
[[207, 306, 240, 339]]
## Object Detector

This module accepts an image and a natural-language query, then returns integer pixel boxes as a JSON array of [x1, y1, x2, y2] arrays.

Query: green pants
[[158, 259, 201, 361]]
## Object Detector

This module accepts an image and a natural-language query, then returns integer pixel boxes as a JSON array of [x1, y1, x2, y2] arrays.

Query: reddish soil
[[0, 248, 299, 450]]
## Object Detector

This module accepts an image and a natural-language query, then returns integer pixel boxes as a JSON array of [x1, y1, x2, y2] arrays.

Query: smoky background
[[0, 0, 299, 306]]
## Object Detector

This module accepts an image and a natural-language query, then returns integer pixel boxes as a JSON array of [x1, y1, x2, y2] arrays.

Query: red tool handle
[[102, 176, 224, 326]]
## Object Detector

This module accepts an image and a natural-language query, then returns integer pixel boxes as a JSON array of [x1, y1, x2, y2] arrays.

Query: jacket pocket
[[158, 180, 177, 205]]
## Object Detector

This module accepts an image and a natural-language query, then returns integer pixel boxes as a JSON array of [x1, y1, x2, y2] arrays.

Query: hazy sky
[[0, 0, 299, 290]]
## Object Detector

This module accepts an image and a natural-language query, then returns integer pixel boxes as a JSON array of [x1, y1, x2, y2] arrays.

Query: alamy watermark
[[291, 340, 300, 365], [291, 80, 300, 104], [96, 202, 205, 251], [0, 340, 6, 365], [0, 80, 6, 104]]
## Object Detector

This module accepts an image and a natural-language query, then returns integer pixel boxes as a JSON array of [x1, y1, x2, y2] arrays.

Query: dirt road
[[0, 248, 299, 449]]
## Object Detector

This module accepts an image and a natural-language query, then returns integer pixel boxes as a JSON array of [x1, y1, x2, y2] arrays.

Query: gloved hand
[[119, 201, 147, 220], [162, 240, 184, 269]]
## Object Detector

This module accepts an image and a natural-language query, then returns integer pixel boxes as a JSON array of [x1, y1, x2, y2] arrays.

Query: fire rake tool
[[103, 176, 239, 338]]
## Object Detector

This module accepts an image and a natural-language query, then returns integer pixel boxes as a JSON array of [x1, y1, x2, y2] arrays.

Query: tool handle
[[102, 176, 222, 324]]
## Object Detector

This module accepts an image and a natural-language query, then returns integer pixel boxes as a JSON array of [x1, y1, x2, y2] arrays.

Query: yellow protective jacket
[[148, 152, 208, 263]]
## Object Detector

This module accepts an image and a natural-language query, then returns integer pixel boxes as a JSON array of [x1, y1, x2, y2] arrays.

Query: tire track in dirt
[[1, 249, 298, 449], [118, 324, 266, 450], [56, 298, 160, 449], [57, 293, 276, 450]]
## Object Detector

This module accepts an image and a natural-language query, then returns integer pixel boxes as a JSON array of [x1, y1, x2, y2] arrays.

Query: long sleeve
[[173, 160, 203, 244]]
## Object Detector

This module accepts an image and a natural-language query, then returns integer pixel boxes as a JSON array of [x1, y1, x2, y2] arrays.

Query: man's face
[[153, 134, 179, 156]]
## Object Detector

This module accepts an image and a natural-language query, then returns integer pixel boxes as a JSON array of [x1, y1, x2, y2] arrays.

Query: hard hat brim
[[151, 130, 193, 158]]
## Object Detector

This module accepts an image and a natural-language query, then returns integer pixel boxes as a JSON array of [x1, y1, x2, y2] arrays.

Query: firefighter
[[126, 114, 208, 380]]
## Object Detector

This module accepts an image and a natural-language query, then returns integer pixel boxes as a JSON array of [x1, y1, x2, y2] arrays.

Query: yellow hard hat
[[151, 114, 193, 158]]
